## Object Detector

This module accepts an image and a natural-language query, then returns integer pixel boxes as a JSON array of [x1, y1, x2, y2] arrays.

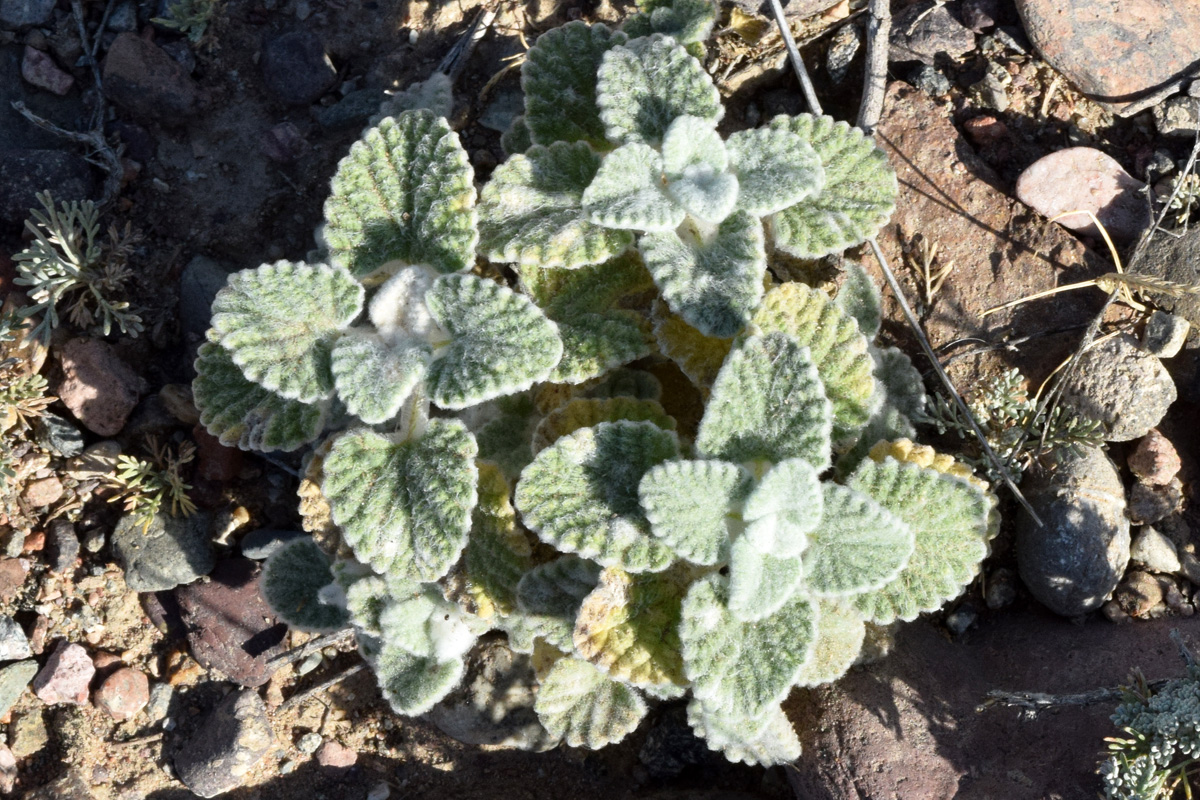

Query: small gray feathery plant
[[194, 11, 998, 766], [1101, 666, 1200, 800]]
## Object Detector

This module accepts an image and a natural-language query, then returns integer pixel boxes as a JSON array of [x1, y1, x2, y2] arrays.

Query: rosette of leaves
[[481, 27, 896, 340]]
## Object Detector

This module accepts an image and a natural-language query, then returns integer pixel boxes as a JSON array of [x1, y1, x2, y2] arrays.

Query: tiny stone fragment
[[1128, 479, 1184, 525], [1129, 526, 1181, 574], [296, 731, 322, 754], [1154, 96, 1200, 137], [0, 617, 31, 660], [1114, 570, 1164, 618], [47, 519, 80, 573], [1141, 310, 1189, 359], [0, 660, 37, 718], [1059, 334, 1175, 442], [315, 740, 357, 767], [93, 667, 149, 721], [8, 710, 47, 758], [984, 567, 1017, 610], [1128, 429, 1182, 485], [32, 640, 94, 705]]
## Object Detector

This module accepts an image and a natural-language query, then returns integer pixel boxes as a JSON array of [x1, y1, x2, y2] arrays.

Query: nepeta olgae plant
[[193, 14, 997, 767]]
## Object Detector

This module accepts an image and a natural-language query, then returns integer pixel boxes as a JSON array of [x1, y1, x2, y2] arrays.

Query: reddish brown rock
[[20, 46, 73, 95], [962, 114, 1007, 147], [1128, 429, 1183, 485], [175, 559, 287, 687], [20, 476, 63, 508], [20, 530, 44, 552], [93, 667, 149, 721], [1015, 147, 1147, 243], [315, 740, 357, 768], [1015, 0, 1200, 112], [871, 82, 1107, 390], [101, 33, 204, 123], [0, 559, 27, 602], [31, 640, 94, 705], [0, 744, 15, 794], [192, 424, 243, 482], [56, 338, 141, 436]]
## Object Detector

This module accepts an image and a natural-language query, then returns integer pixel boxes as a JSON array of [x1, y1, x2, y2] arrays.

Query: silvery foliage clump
[[193, 8, 997, 767], [1101, 667, 1200, 800]]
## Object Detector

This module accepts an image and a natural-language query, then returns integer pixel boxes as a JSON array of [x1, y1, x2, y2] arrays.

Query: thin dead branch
[[858, 0, 890, 132]]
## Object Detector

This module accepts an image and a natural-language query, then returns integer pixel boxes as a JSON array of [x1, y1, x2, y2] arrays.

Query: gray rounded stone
[[1017, 447, 1130, 616], [174, 689, 273, 798], [112, 511, 214, 592], [1130, 526, 1181, 574], [1059, 333, 1176, 442], [0, 660, 36, 718]]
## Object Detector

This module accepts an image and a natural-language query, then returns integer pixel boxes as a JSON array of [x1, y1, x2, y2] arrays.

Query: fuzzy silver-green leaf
[[209, 261, 363, 403], [836, 261, 882, 340], [260, 537, 349, 632], [768, 114, 897, 259], [596, 34, 722, 147], [330, 331, 429, 425], [515, 556, 603, 651], [516, 421, 680, 572], [193, 342, 328, 452], [479, 142, 635, 268], [695, 332, 833, 468], [726, 535, 805, 622], [625, 0, 716, 44], [742, 457, 823, 558], [793, 599, 866, 687], [661, 115, 737, 223], [425, 275, 563, 409], [372, 646, 465, 716], [726, 126, 824, 217], [687, 699, 802, 766], [321, 420, 478, 582], [323, 110, 477, 278], [534, 657, 648, 748], [639, 459, 751, 565], [801, 482, 913, 598], [582, 143, 684, 232]]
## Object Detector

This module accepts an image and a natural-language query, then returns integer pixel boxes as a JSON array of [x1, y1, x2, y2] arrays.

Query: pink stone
[[20, 476, 63, 508], [20, 46, 74, 96], [1128, 429, 1183, 486], [0, 744, 14, 794], [1015, 147, 1147, 243], [315, 740, 357, 768], [31, 640, 94, 706], [56, 338, 142, 436], [94, 667, 149, 721]]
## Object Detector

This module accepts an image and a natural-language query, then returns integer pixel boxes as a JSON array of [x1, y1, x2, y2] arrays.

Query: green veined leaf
[[801, 483, 913, 598], [679, 574, 816, 722], [625, 0, 717, 45], [687, 699, 802, 766], [661, 115, 737, 223], [534, 657, 648, 748], [639, 459, 751, 565], [553, 312, 654, 384], [516, 556, 603, 651], [726, 126, 823, 217], [872, 345, 926, 421], [573, 567, 688, 687], [522, 22, 628, 148], [727, 535, 805, 622], [501, 114, 533, 156], [742, 457, 823, 558], [372, 645, 465, 715], [321, 420, 478, 582], [193, 342, 328, 452], [596, 34, 722, 147], [323, 110, 477, 278], [461, 463, 534, 619], [378, 585, 476, 661], [848, 457, 992, 624], [793, 599, 866, 687], [473, 393, 540, 482], [330, 330, 429, 425], [833, 403, 917, 479], [260, 537, 349, 632], [516, 421, 680, 572], [651, 298, 732, 393], [752, 283, 878, 443], [209, 261, 363, 403], [344, 572, 398, 635], [767, 114, 897, 259], [695, 332, 833, 468], [836, 261, 882, 340], [533, 397, 676, 455], [642, 211, 765, 338], [425, 275, 563, 409], [479, 142, 635, 268], [581, 142, 684, 232]]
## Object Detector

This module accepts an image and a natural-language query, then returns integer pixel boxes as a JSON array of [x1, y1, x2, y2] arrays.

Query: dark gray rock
[[1137, 228, 1200, 393], [106, 0, 138, 32], [0, 148, 95, 227], [46, 519, 79, 573], [825, 23, 860, 83], [1129, 479, 1184, 525], [180, 255, 233, 339], [239, 529, 305, 560], [1154, 95, 1200, 137], [960, 0, 999, 32], [101, 33, 204, 123], [907, 63, 951, 96], [260, 122, 307, 163], [313, 87, 385, 130], [0, 0, 55, 30], [1143, 310, 1190, 359], [1059, 334, 1176, 442], [890, 3, 976, 65], [0, 660, 37, 718], [260, 31, 337, 106], [174, 689, 273, 798], [33, 412, 85, 458], [1016, 447, 1130, 617], [0, 617, 30, 660], [111, 511, 215, 593]]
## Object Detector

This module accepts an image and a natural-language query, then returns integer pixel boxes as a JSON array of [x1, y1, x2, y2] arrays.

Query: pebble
[[179, 255, 232, 340], [175, 558, 287, 687], [0, 617, 30, 660], [0, 149, 96, 227], [20, 475, 63, 507], [1142, 310, 1190, 359], [47, 519, 80, 573], [907, 63, 951, 96], [101, 33, 204, 123], [1016, 0, 1200, 114], [960, 0, 998, 32], [260, 122, 308, 164], [106, 0, 137, 32], [145, 682, 173, 722], [962, 114, 1007, 148], [1016, 447, 1130, 617], [0, 744, 14, 794], [66, 440, 122, 481], [239, 529, 305, 560], [1014, 147, 1147, 243], [32, 640, 94, 705], [0, 559, 29, 603], [8, 710, 47, 758], [1154, 95, 1200, 137], [367, 783, 391, 800], [889, 2, 975, 65], [20, 45, 73, 95], [56, 338, 142, 436], [159, 384, 200, 425], [260, 31, 338, 106], [1114, 570, 1164, 618], [313, 88, 385, 130], [296, 731, 322, 754], [1130, 526, 1181, 574], [1058, 334, 1176, 442], [0, 660, 36, 718], [0, 0, 55, 29], [984, 567, 1018, 609], [174, 689, 273, 798], [94, 667, 149, 721], [21, 530, 44, 553], [315, 740, 357, 768], [1128, 429, 1182, 485], [1128, 479, 1184, 525], [33, 412, 85, 457], [825, 23, 860, 83], [1164, 579, 1193, 615], [944, 605, 978, 636], [112, 511, 214, 593], [82, 528, 106, 554]]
